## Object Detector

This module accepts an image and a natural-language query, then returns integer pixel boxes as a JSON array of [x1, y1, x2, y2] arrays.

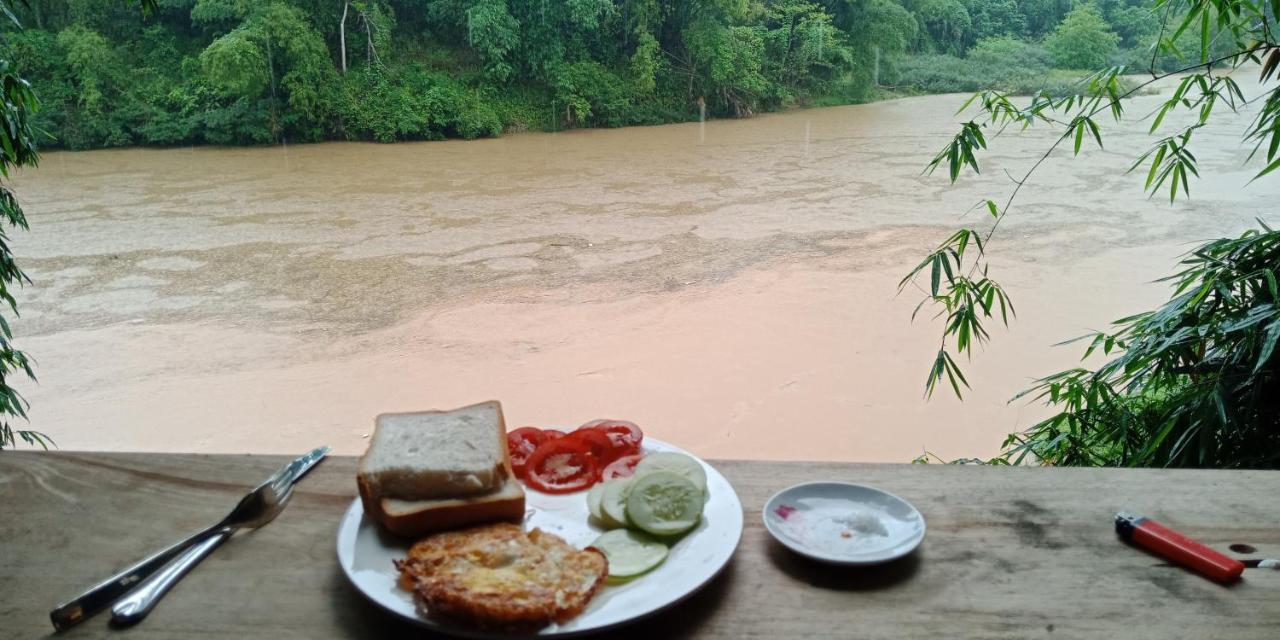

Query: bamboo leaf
[[1145, 145, 1167, 189], [1262, 49, 1280, 82], [1151, 101, 1172, 134], [1257, 321, 1280, 373], [1086, 118, 1102, 149], [1199, 10, 1210, 62], [1252, 155, 1280, 182]]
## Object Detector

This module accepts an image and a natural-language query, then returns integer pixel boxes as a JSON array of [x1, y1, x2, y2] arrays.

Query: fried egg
[[396, 522, 608, 630]]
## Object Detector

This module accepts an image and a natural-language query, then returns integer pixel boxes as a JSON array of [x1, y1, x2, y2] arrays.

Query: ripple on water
[[61, 289, 207, 315], [106, 275, 168, 289], [137, 256, 206, 271]]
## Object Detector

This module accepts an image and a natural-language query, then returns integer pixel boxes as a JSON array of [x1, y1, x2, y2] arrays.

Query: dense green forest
[[1, 0, 1210, 148]]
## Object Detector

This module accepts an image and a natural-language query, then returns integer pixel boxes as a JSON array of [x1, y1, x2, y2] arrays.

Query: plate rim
[[336, 437, 743, 638], [761, 480, 926, 566]]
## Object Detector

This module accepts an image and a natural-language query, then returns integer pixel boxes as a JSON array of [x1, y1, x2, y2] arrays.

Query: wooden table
[[2, 453, 1278, 638]]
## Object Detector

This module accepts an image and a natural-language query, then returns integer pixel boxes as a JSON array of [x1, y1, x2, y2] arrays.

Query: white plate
[[762, 481, 925, 566], [336, 438, 743, 637]]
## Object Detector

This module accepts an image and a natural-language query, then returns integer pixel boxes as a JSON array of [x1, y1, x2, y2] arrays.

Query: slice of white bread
[[360, 402, 507, 500], [357, 401, 526, 537], [359, 474, 526, 537]]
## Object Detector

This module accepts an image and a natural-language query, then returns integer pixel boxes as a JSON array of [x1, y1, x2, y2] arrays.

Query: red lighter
[[1115, 512, 1245, 583]]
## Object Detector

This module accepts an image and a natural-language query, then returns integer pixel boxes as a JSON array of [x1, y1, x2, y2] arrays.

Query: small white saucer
[[763, 481, 926, 566]]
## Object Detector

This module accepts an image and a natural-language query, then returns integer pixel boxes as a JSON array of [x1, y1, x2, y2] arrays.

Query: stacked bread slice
[[357, 401, 526, 537]]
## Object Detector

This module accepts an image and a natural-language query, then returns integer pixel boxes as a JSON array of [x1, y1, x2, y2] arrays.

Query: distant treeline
[[1, 0, 1218, 148]]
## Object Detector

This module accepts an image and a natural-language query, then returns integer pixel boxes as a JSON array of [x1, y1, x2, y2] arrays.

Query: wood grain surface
[[2, 452, 1278, 639]]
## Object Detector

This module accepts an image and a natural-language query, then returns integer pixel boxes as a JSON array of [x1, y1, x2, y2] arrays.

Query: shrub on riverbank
[[886, 37, 1082, 96]]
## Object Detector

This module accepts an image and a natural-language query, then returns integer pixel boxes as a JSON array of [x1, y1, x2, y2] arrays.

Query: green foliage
[[5, 0, 918, 147], [629, 31, 661, 94], [1045, 5, 1120, 69], [552, 61, 632, 126], [200, 23, 268, 95], [912, 0, 973, 55], [0, 54, 40, 450], [55, 24, 136, 146], [1008, 224, 1280, 468], [465, 0, 519, 82], [684, 20, 772, 115], [194, 3, 338, 141], [191, 0, 248, 26], [963, 0, 1025, 41], [338, 65, 502, 141], [849, 0, 919, 55], [761, 0, 844, 95], [1017, 0, 1075, 36], [890, 38, 1099, 95], [1103, 3, 1158, 47], [10, 0, 1226, 147], [0, 3, 42, 448], [905, 0, 1279, 472]]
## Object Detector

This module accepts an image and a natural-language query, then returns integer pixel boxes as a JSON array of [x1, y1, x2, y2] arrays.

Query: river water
[[12, 75, 1278, 461]]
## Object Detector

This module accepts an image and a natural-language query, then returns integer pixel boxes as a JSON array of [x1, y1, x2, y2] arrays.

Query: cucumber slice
[[634, 452, 708, 496], [625, 471, 703, 537], [600, 477, 632, 529], [586, 482, 606, 521], [590, 529, 669, 579]]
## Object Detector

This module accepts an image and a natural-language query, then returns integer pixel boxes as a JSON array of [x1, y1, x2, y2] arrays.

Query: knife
[[49, 446, 330, 630]]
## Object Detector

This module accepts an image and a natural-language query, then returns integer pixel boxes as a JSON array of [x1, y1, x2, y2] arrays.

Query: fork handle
[[49, 525, 221, 630], [109, 527, 234, 626]]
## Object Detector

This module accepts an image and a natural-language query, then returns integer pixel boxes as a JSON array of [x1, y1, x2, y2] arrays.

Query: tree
[[339, 1, 349, 73], [963, 0, 1026, 42], [762, 0, 841, 93], [836, 0, 918, 89], [913, 0, 973, 54], [904, 0, 1280, 467], [684, 19, 773, 115], [55, 24, 130, 145], [1017, 0, 1074, 37], [199, 2, 337, 141], [1103, 2, 1160, 48], [464, 0, 519, 83], [551, 60, 631, 126], [1044, 4, 1120, 69]]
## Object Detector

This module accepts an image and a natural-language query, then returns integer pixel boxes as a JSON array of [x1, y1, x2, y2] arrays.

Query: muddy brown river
[[13, 75, 1279, 461]]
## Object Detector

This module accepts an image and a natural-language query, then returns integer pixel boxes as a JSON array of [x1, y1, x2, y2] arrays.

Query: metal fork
[[107, 470, 297, 626], [49, 447, 329, 630]]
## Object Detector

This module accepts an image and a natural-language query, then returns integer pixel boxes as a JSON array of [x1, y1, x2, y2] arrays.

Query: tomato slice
[[602, 454, 644, 481], [542, 429, 567, 439], [524, 437, 599, 494], [581, 419, 643, 452], [506, 427, 547, 478], [566, 428, 617, 469]]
